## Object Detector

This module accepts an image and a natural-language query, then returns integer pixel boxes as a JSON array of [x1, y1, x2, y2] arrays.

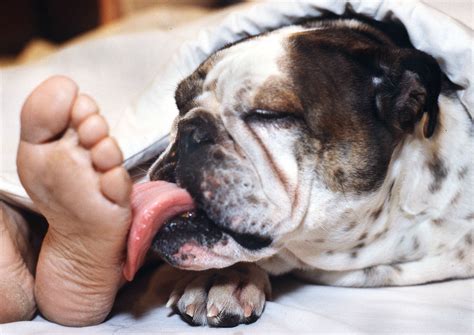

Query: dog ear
[[372, 49, 442, 138]]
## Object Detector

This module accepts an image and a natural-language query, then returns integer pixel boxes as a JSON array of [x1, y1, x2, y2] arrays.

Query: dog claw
[[243, 303, 253, 318], [207, 304, 219, 318], [185, 304, 196, 317], [166, 295, 177, 308]]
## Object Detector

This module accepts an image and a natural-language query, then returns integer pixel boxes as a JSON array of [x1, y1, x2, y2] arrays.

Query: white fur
[[158, 21, 473, 328], [160, 22, 473, 287]]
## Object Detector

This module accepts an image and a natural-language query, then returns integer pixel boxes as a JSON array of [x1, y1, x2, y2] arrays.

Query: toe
[[177, 272, 214, 326], [21, 75, 78, 144], [167, 273, 194, 308], [91, 137, 123, 172], [71, 94, 98, 128], [238, 282, 267, 321], [206, 272, 244, 327], [100, 167, 132, 206], [77, 114, 109, 148]]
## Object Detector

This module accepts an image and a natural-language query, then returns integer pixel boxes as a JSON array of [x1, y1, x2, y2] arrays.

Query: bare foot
[[0, 202, 36, 323], [17, 76, 132, 326]]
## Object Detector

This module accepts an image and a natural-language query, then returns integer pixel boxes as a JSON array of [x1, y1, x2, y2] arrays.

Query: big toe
[[21, 75, 78, 144]]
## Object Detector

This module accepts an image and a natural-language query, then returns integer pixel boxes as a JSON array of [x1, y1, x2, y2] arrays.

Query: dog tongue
[[123, 181, 195, 281]]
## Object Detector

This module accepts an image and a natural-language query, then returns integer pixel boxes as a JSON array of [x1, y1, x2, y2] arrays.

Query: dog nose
[[178, 117, 214, 154]]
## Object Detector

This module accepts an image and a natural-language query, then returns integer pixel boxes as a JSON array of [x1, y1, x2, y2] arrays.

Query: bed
[[1, 1, 472, 333]]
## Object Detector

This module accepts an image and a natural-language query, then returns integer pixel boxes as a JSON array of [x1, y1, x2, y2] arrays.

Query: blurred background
[[0, 0, 241, 66], [0, 0, 471, 67]]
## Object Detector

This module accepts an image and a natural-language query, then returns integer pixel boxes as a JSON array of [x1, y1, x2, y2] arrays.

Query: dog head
[[148, 19, 442, 270]]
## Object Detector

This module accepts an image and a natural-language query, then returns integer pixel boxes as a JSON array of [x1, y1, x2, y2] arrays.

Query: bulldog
[[125, 17, 473, 327]]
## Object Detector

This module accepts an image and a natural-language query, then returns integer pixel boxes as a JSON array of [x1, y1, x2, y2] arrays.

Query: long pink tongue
[[123, 181, 195, 281]]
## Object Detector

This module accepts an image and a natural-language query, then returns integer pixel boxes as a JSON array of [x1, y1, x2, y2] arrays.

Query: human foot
[[17, 76, 132, 326], [0, 203, 36, 323]]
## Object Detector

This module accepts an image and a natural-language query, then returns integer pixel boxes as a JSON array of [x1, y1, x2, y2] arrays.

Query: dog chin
[[150, 209, 274, 270]]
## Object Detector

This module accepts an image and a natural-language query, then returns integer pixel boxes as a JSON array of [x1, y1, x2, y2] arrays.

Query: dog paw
[[166, 263, 271, 327]]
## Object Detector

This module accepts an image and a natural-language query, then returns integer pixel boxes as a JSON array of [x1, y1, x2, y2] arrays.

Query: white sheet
[[2, 266, 473, 334], [0, 0, 472, 334]]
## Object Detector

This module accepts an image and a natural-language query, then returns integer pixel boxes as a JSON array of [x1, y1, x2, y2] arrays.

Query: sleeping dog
[[132, 17, 473, 327]]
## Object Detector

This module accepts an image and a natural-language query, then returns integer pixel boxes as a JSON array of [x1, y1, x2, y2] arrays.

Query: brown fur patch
[[174, 53, 222, 114], [412, 237, 420, 251], [285, 29, 399, 194], [427, 153, 448, 193], [252, 76, 303, 114], [371, 206, 383, 221], [354, 242, 365, 249], [392, 264, 402, 273], [465, 213, 474, 221], [464, 232, 473, 246], [374, 230, 386, 240], [458, 166, 469, 180], [363, 266, 376, 277], [374, 232, 383, 240], [450, 192, 462, 206], [432, 219, 444, 226], [344, 221, 357, 231], [387, 180, 395, 201]]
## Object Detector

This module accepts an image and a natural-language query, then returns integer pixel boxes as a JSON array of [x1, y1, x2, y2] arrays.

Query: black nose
[[178, 116, 215, 154]]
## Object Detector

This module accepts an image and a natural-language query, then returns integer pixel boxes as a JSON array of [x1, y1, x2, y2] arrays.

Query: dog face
[[149, 21, 441, 270]]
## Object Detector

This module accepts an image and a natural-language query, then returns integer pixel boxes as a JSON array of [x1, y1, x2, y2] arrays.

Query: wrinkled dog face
[[149, 21, 441, 269]]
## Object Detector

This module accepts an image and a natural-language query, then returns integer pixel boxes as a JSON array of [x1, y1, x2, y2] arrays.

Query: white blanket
[[0, 0, 472, 333], [2, 268, 473, 334]]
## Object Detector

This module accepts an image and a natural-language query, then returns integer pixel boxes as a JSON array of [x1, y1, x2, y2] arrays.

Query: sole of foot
[[17, 76, 132, 326]]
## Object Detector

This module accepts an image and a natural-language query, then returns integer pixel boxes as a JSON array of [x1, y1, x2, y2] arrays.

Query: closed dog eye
[[245, 109, 301, 123]]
